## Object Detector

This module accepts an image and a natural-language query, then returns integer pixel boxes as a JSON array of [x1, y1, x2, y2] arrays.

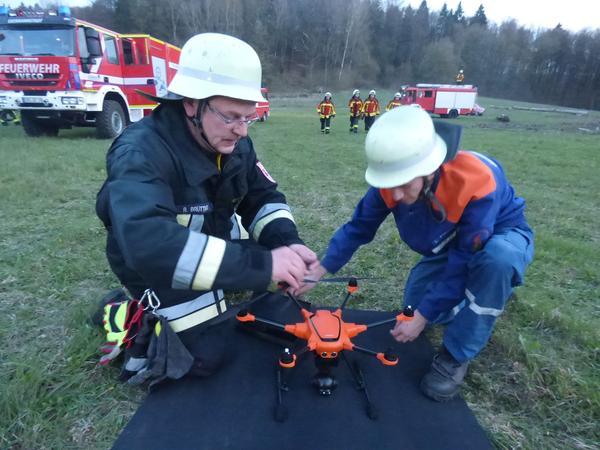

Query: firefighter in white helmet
[[316, 92, 336, 134], [456, 69, 465, 84], [298, 106, 534, 402], [385, 92, 402, 111], [348, 89, 363, 133], [361, 89, 380, 131], [96, 33, 317, 381]]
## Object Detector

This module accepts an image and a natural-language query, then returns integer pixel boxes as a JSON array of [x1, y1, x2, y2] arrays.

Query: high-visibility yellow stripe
[[168, 304, 224, 332], [191, 237, 226, 290], [176, 214, 191, 227], [252, 210, 295, 241]]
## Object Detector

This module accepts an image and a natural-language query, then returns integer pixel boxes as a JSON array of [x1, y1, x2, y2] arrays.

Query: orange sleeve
[[435, 151, 496, 223]]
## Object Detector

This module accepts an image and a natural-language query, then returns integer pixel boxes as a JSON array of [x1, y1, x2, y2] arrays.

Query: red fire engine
[[0, 6, 180, 138], [400, 83, 478, 118], [257, 87, 270, 121]]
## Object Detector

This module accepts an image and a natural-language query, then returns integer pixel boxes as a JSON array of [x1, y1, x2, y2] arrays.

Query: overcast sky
[[405, 0, 600, 32], [4, 0, 599, 33]]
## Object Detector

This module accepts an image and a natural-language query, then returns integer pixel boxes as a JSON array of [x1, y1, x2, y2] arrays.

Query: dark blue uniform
[[321, 150, 534, 361], [97, 102, 302, 332]]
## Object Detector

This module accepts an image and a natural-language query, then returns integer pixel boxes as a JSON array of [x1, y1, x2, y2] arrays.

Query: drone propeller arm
[[352, 344, 398, 366], [236, 310, 287, 331], [363, 306, 415, 330]]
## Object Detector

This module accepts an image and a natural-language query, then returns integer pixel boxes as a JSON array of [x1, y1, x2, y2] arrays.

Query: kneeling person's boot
[[421, 346, 468, 402]]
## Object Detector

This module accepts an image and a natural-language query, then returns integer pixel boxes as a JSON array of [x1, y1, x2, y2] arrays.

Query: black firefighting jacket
[[96, 102, 303, 309]]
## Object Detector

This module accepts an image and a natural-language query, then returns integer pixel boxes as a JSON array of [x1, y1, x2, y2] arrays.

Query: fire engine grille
[[9, 80, 59, 87], [6, 74, 60, 87]]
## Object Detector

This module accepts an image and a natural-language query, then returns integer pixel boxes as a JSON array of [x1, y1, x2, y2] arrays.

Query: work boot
[[420, 346, 469, 402], [325, 129, 330, 134]]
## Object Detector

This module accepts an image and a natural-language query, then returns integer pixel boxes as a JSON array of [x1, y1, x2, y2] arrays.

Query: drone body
[[236, 278, 414, 421]]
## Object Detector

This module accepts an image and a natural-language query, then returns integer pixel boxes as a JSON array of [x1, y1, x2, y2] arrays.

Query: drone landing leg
[[341, 352, 379, 420], [275, 367, 289, 422], [274, 346, 309, 422]]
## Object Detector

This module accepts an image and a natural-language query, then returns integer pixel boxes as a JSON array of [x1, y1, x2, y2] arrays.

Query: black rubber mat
[[113, 293, 491, 450]]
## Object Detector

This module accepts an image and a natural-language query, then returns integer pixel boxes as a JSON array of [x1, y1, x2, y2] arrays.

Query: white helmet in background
[[167, 33, 264, 102], [369, 90, 376, 96], [353, 89, 360, 96], [394, 92, 401, 98], [325, 92, 332, 97], [364, 106, 447, 188]]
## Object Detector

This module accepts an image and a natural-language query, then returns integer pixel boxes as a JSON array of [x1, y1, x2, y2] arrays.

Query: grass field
[[1, 92, 599, 449]]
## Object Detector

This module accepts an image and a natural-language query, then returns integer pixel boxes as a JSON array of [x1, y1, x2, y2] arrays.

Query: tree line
[[66, 0, 600, 110]]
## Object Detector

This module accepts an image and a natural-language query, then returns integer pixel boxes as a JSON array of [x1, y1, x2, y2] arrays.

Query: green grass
[[1, 94, 599, 449]]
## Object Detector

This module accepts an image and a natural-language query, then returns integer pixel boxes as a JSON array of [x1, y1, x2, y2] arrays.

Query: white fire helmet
[[369, 90, 376, 96], [394, 92, 401, 98], [325, 92, 332, 98], [364, 106, 447, 188], [353, 89, 360, 96], [166, 33, 264, 102]]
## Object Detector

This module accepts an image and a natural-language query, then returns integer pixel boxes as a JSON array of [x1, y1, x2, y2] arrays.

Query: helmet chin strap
[[421, 174, 447, 223], [189, 100, 205, 128], [185, 100, 219, 154]]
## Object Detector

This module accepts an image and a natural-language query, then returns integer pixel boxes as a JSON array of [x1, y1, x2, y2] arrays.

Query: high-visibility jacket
[[348, 97, 363, 117], [96, 102, 303, 330], [317, 101, 336, 119], [386, 99, 402, 111], [321, 150, 529, 322], [362, 98, 380, 116]]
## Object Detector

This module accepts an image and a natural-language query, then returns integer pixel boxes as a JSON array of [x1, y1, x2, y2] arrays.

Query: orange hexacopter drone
[[236, 278, 414, 421]]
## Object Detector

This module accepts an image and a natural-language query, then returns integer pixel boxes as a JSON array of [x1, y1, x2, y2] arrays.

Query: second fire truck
[[401, 83, 478, 118]]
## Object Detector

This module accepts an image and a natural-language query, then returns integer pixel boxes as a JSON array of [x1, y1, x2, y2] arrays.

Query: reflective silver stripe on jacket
[[230, 214, 241, 239], [156, 289, 224, 320], [156, 290, 226, 333], [431, 231, 457, 254], [172, 232, 226, 290], [248, 203, 295, 241], [176, 214, 205, 232]]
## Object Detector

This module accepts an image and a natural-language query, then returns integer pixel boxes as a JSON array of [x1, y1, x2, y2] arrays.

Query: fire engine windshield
[[0, 26, 75, 57]]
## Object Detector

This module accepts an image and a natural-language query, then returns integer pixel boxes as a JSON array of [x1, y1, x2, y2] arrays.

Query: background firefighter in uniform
[[362, 90, 380, 132], [348, 89, 363, 133], [96, 33, 317, 376], [317, 92, 336, 134], [297, 106, 534, 402], [386, 92, 402, 111], [456, 69, 465, 84]]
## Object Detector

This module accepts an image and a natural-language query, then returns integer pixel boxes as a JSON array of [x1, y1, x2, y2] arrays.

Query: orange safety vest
[[317, 101, 336, 118], [362, 98, 380, 116], [348, 97, 363, 116]]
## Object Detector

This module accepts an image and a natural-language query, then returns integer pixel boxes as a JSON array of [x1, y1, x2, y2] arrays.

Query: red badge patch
[[256, 161, 276, 183]]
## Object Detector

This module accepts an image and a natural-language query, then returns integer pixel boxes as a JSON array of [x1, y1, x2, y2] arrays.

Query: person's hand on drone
[[289, 244, 319, 271], [293, 263, 328, 296], [390, 309, 427, 343]]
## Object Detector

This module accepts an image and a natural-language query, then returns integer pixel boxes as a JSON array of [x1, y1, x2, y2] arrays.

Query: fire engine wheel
[[97, 100, 126, 139], [448, 109, 459, 119], [21, 112, 59, 137]]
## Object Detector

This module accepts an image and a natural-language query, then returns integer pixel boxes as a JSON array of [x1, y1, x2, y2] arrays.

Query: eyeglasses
[[206, 102, 259, 127]]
